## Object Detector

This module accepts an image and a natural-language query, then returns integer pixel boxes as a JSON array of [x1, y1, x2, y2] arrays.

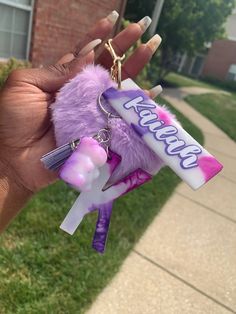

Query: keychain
[[41, 39, 223, 253]]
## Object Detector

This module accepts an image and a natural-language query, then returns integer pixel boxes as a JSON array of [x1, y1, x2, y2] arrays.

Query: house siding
[[30, 0, 126, 66]]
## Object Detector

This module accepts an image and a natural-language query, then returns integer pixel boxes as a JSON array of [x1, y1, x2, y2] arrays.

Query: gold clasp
[[105, 39, 125, 89]]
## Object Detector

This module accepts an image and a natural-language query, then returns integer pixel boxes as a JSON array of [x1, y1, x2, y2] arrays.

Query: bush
[[0, 58, 31, 88], [202, 76, 236, 93]]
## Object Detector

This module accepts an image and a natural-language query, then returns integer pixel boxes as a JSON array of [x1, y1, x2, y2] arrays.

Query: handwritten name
[[123, 96, 202, 169]]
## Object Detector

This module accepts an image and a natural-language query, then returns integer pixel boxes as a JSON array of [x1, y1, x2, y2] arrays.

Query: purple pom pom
[[51, 64, 165, 183]]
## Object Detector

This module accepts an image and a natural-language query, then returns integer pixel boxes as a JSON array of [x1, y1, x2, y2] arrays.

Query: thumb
[[5, 51, 94, 93]]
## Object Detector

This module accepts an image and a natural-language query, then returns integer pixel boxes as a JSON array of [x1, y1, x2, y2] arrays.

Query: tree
[[125, 0, 235, 81]]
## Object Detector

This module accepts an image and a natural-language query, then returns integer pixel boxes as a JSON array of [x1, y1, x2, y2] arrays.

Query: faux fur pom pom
[[51, 64, 167, 182]]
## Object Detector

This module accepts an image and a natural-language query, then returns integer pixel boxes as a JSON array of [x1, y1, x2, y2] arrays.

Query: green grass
[[0, 99, 204, 314], [164, 72, 217, 90], [185, 93, 236, 142]]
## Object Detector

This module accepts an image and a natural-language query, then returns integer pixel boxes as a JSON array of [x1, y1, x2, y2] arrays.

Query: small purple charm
[[59, 137, 107, 192]]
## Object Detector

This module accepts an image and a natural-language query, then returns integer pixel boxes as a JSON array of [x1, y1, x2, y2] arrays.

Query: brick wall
[[30, 0, 126, 66], [202, 39, 236, 80]]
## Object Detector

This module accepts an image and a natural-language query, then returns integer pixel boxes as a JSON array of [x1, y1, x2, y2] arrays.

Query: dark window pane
[[12, 33, 27, 59], [8, 0, 32, 5], [0, 30, 12, 58], [0, 3, 13, 31], [191, 56, 204, 76], [14, 8, 30, 34]]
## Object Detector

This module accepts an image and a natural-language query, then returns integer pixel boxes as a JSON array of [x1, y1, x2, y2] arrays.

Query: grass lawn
[[0, 98, 203, 314], [185, 93, 236, 142], [164, 72, 217, 90]]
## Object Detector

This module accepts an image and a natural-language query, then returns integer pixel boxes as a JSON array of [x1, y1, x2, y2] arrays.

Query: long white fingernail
[[150, 85, 163, 98], [138, 16, 152, 33], [146, 34, 162, 54], [107, 10, 119, 25], [79, 39, 102, 57]]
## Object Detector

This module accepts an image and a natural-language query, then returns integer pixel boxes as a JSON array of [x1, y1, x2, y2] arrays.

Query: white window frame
[[0, 0, 34, 60]]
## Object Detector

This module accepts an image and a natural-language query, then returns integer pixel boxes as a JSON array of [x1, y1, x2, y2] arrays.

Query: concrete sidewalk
[[86, 88, 236, 314]]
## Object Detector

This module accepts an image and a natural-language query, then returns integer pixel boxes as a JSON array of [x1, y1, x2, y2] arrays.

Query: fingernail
[[138, 16, 152, 33], [79, 39, 102, 57], [107, 10, 119, 25], [150, 85, 163, 98], [146, 34, 162, 54]]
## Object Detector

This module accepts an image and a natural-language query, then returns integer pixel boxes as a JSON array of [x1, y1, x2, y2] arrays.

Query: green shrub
[[0, 58, 31, 88], [202, 76, 236, 93]]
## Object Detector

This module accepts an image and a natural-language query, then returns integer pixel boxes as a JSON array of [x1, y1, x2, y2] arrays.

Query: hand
[[0, 11, 162, 230]]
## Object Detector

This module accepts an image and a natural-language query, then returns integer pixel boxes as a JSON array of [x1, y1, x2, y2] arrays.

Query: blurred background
[[0, 0, 236, 86], [0, 1, 236, 313]]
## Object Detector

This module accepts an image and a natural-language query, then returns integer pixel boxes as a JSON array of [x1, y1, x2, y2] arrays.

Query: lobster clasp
[[105, 39, 125, 89]]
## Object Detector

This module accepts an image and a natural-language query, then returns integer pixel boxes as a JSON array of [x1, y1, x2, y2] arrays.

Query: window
[[0, 0, 34, 60], [227, 64, 236, 81]]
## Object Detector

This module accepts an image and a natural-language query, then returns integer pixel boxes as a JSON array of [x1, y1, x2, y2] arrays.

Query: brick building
[[0, 0, 127, 67], [175, 8, 236, 81], [201, 39, 236, 81]]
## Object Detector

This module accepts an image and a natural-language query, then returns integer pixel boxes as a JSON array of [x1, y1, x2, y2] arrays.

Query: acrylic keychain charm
[[103, 80, 223, 189], [58, 42, 154, 252], [41, 39, 223, 253]]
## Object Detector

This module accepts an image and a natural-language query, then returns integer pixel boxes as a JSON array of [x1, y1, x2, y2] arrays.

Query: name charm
[[123, 96, 202, 169], [103, 79, 223, 190]]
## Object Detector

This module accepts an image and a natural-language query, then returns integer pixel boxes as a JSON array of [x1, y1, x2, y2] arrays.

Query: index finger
[[74, 11, 119, 55], [58, 11, 119, 64]]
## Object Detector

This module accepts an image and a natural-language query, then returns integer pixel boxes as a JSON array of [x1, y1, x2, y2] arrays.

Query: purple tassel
[[41, 140, 80, 171]]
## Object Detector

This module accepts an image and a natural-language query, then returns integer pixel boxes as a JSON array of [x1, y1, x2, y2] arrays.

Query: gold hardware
[[105, 39, 125, 89]]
